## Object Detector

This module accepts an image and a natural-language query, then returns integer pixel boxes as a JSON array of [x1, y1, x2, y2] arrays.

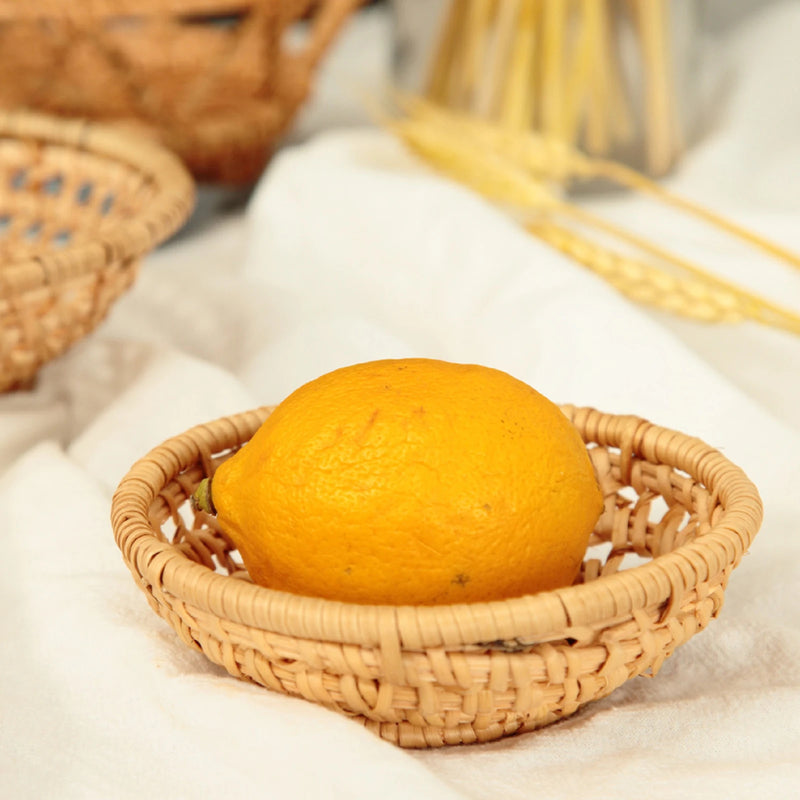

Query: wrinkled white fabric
[[2, 4, 799, 798]]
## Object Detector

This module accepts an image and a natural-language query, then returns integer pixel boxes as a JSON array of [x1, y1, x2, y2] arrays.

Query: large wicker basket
[[0, 110, 194, 393], [111, 405, 762, 748], [0, 0, 361, 184]]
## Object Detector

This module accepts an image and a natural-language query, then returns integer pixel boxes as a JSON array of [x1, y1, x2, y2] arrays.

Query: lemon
[[195, 358, 603, 605]]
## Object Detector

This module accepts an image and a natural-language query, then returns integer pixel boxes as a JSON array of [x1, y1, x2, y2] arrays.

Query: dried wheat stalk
[[387, 98, 800, 337], [424, 0, 682, 176]]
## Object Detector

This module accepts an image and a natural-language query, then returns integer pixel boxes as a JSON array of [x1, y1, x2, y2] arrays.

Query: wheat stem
[[540, 0, 569, 138], [635, 0, 678, 174], [425, 0, 465, 103], [387, 104, 800, 337], [424, 0, 683, 173], [593, 159, 800, 271], [529, 219, 800, 335]]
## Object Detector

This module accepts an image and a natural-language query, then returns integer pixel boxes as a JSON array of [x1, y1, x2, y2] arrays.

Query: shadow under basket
[[111, 405, 763, 748], [0, 110, 194, 393]]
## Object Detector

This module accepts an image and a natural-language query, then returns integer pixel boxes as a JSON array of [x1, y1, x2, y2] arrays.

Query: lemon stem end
[[192, 477, 216, 515]]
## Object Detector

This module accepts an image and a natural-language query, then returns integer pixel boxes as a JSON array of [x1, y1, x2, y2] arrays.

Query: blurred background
[[2, 0, 800, 426], [2, 3, 799, 797]]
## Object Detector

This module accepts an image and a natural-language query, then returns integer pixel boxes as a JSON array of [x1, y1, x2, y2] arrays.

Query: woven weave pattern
[[0, 111, 194, 392], [0, 0, 360, 183], [112, 406, 762, 748]]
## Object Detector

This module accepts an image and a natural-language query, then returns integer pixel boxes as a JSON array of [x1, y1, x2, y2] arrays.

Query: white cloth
[[2, 4, 800, 798]]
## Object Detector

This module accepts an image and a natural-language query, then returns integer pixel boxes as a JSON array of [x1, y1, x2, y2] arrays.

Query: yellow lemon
[[195, 358, 603, 605]]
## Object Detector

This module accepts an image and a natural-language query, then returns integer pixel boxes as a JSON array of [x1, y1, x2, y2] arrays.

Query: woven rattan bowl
[[111, 405, 762, 748], [0, 0, 361, 184], [0, 110, 194, 393]]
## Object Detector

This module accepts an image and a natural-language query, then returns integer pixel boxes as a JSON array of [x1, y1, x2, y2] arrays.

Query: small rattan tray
[[111, 405, 762, 748], [0, 0, 361, 184], [0, 110, 194, 393]]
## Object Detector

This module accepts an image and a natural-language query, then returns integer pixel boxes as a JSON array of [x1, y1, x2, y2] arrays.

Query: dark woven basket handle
[[300, 0, 363, 69]]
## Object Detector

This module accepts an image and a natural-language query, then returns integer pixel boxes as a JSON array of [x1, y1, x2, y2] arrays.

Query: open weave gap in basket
[[0, 138, 159, 388], [0, 138, 156, 260], [0, 109, 195, 393]]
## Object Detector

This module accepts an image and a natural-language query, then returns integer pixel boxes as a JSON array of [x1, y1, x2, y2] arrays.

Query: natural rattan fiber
[[0, 1, 361, 184], [0, 110, 194, 393], [111, 405, 763, 748]]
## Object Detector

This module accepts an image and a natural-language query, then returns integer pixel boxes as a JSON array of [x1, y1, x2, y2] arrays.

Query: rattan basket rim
[[0, 109, 195, 292], [0, 0, 275, 18], [111, 405, 763, 653]]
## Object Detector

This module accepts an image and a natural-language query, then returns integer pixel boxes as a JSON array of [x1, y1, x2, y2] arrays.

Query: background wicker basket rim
[[0, 109, 195, 295], [0, 0, 364, 185], [111, 405, 763, 658], [0, 0, 283, 18]]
